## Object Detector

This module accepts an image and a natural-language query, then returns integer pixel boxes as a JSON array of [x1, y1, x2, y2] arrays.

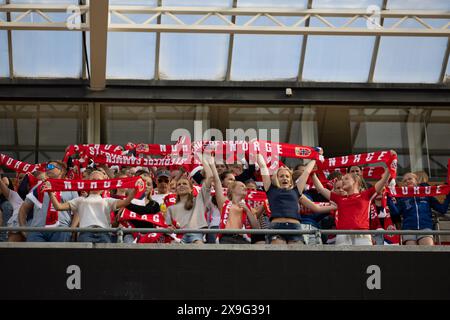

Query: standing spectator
[[311, 152, 393, 246], [20, 161, 78, 242], [0, 175, 25, 242], [47, 170, 136, 243], [0, 175, 13, 242], [413, 171, 430, 186], [123, 174, 162, 242], [256, 154, 317, 244], [165, 156, 212, 244], [348, 165, 370, 190], [207, 157, 259, 244], [387, 172, 450, 246], [152, 170, 171, 205]]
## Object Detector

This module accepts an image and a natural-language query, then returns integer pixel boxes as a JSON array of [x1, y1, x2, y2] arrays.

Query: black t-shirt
[[266, 184, 301, 221]]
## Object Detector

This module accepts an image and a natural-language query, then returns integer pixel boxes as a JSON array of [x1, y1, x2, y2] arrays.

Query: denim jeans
[[78, 231, 112, 243], [27, 231, 72, 242], [181, 233, 204, 244], [0, 201, 13, 242], [206, 226, 219, 244], [270, 222, 303, 243]]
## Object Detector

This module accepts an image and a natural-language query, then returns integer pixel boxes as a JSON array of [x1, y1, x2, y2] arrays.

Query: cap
[[157, 170, 171, 179]]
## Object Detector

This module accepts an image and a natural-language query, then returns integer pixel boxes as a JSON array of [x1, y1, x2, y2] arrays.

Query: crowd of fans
[[0, 146, 449, 246]]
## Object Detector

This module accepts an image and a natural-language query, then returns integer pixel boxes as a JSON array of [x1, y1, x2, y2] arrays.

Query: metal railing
[[2, 226, 450, 244]]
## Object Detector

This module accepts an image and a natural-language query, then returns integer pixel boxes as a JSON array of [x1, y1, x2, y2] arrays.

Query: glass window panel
[[312, 0, 382, 8], [39, 118, 80, 146], [0, 119, 14, 145], [11, 0, 82, 78], [230, 0, 307, 81], [158, 0, 232, 80], [107, 0, 157, 79], [350, 107, 450, 180], [17, 119, 37, 145], [0, 7, 8, 77], [301, 0, 382, 82], [387, 0, 450, 10], [228, 105, 318, 168], [374, 0, 450, 83], [103, 104, 210, 146], [38, 151, 65, 163], [425, 109, 450, 178], [0, 103, 86, 165], [374, 19, 448, 83]]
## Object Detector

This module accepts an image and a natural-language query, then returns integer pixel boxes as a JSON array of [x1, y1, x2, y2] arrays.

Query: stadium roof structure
[[0, 0, 449, 91]]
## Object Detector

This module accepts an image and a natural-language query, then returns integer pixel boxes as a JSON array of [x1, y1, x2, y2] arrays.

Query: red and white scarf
[[0, 153, 45, 173], [129, 140, 319, 161], [94, 153, 190, 168], [386, 185, 450, 198], [120, 208, 167, 227], [320, 166, 386, 180], [318, 151, 398, 179], [63, 144, 124, 162], [45, 176, 145, 198]]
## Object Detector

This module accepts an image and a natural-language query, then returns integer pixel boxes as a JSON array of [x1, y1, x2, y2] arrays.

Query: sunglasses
[[46, 163, 61, 171], [158, 177, 169, 183]]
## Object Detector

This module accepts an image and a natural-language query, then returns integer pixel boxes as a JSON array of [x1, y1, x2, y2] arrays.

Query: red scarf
[[120, 208, 167, 227], [45, 192, 62, 227], [63, 144, 123, 162], [386, 185, 450, 198], [94, 153, 190, 168], [381, 209, 400, 245], [320, 166, 386, 180], [318, 151, 398, 179], [0, 153, 45, 173], [46, 177, 145, 198], [129, 140, 319, 161]]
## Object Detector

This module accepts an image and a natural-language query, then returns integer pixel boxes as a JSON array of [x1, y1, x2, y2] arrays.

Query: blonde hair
[[344, 173, 364, 192], [89, 170, 106, 180], [413, 171, 429, 184], [402, 172, 418, 185], [272, 167, 294, 189], [227, 181, 245, 199]]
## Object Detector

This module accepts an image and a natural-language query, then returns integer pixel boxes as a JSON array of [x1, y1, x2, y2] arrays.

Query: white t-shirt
[[68, 194, 119, 228], [152, 193, 169, 205], [6, 190, 24, 227]]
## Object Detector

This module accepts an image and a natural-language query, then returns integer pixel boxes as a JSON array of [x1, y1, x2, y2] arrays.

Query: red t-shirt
[[330, 187, 376, 230]]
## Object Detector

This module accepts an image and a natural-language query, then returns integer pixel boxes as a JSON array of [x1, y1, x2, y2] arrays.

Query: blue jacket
[[387, 194, 450, 230]]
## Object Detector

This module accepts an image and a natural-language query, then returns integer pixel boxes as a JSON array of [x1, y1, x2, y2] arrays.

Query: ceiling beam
[[89, 0, 109, 91]]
